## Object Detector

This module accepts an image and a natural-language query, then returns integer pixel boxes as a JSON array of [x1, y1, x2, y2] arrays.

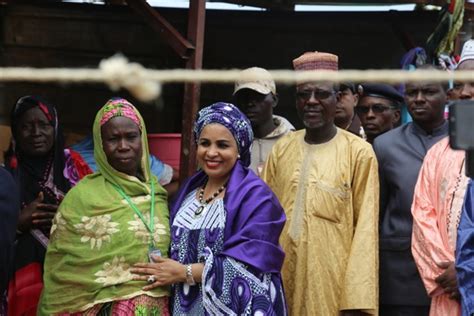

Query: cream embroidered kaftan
[[262, 129, 379, 316]]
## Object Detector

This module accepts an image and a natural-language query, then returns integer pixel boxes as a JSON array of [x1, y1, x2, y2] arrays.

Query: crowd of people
[[2, 38, 474, 316]]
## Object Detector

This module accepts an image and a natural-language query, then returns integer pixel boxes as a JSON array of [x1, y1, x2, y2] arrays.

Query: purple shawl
[[170, 161, 286, 273]]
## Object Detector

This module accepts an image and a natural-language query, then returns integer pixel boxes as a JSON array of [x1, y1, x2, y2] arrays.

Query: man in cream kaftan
[[263, 128, 379, 316], [263, 50, 379, 316]]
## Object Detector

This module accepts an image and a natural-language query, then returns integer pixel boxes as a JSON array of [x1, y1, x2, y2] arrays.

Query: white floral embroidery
[[94, 256, 133, 286], [50, 212, 67, 236], [121, 195, 151, 205], [128, 213, 167, 245], [74, 215, 120, 250]]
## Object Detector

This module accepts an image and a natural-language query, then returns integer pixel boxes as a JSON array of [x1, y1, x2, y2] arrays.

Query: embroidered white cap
[[458, 39, 474, 67]]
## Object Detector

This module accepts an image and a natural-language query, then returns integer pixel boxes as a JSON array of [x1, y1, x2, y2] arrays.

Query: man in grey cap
[[355, 83, 402, 144], [233, 67, 294, 176]]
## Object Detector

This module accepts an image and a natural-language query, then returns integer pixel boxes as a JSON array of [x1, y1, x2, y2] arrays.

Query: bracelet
[[185, 264, 196, 286]]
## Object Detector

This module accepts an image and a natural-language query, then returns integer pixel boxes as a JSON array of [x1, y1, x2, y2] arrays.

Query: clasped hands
[[435, 261, 460, 300], [18, 192, 58, 233]]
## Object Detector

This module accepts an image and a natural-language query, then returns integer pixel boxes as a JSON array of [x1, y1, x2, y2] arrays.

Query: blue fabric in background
[[71, 135, 165, 181], [399, 47, 426, 125], [0, 167, 19, 294], [401, 104, 413, 124], [456, 180, 474, 316]]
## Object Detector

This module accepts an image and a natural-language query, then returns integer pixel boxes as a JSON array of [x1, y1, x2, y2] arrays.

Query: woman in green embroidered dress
[[38, 98, 170, 315]]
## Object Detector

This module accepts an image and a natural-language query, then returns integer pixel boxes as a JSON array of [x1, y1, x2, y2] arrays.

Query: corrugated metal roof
[[209, 0, 446, 10]]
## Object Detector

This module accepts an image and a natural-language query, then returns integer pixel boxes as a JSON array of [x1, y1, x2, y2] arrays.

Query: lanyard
[[112, 181, 155, 247]]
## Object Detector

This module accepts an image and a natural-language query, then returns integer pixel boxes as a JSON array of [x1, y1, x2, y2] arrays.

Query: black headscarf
[[5, 96, 70, 206]]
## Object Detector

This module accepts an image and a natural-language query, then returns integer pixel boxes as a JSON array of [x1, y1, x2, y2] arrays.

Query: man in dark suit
[[373, 66, 449, 316]]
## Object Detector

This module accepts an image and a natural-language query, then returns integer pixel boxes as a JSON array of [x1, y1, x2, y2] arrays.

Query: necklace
[[194, 182, 226, 216]]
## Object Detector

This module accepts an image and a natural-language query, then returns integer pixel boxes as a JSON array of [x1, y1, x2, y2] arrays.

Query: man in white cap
[[233, 67, 294, 176], [449, 39, 474, 99], [412, 39, 474, 316]]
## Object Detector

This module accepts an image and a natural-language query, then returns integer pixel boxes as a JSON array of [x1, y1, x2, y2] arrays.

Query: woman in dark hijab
[[4, 95, 91, 316]]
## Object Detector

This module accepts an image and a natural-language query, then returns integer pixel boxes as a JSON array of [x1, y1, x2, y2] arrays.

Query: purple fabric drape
[[170, 161, 285, 273], [456, 180, 474, 316]]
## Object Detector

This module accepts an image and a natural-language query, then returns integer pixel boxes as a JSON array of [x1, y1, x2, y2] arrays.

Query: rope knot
[[99, 54, 161, 102]]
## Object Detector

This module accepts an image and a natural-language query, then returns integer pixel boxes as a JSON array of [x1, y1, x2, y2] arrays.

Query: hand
[[340, 310, 371, 316], [435, 261, 459, 298], [131, 255, 186, 290], [449, 289, 461, 301], [18, 192, 58, 232]]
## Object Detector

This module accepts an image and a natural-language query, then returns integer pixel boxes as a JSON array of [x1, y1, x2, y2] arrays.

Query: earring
[[237, 154, 241, 159]]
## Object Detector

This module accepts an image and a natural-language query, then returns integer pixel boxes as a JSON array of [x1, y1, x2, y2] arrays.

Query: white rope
[[1, 55, 473, 102]]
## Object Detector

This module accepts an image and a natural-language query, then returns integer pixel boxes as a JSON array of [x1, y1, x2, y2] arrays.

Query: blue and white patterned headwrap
[[194, 102, 253, 167]]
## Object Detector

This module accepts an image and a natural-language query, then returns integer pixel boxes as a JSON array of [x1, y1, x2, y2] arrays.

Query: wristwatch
[[186, 264, 196, 286]]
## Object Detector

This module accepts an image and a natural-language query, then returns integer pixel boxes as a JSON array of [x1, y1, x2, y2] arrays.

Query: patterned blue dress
[[170, 190, 286, 315]]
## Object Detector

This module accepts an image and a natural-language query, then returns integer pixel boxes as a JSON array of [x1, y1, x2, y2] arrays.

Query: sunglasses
[[296, 89, 334, 101], [355, 104, 395, 114]]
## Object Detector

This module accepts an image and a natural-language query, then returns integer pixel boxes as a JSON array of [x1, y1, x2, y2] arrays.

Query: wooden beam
[[179, 0, 206, 182], [125, 0, 195, 59]]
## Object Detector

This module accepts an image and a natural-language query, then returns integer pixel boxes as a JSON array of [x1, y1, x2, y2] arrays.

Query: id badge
[[148, 248, 162, 263]]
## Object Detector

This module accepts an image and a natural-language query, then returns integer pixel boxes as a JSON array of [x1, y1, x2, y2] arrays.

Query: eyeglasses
[[355, 104, 395, 114], [296, 89, 334, 101]]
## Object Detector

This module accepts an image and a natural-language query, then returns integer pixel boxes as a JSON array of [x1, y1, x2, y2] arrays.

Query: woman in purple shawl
[[132, 102, 287, 315]]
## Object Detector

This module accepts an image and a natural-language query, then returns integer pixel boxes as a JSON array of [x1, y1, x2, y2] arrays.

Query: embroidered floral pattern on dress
[[74, 214, 120, 250], [128, 213, 168, 245], [94, 256, 133, 286], [50, 212, 67, 236]]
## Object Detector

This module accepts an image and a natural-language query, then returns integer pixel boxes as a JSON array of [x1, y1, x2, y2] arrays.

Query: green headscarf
[[38, 98, 170, 315]]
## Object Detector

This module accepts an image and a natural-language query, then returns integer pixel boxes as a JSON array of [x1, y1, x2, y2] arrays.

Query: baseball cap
[[233, 67, 276, 96]]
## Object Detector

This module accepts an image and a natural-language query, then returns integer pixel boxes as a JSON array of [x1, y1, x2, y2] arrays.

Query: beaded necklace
[[194, 182, 226, 216]]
